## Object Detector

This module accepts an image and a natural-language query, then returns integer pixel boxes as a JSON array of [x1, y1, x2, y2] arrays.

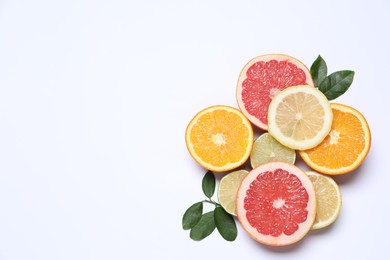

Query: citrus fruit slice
[[236, 162, 316, 246], [268, 85, 333, 150], [236, 54, 314, 130], [218, 169, 248, 216], [306, 171, 342, 230], [185, 105, 254, 172], [299, 103, 371, 175], [250, 132, 296, 168]]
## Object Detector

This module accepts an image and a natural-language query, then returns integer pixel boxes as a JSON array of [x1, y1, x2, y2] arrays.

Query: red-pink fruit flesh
[[236, 162, 316, 246]]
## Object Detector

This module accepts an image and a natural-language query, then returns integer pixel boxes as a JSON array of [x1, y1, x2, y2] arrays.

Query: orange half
[[299, 103, 371, 175], [185, 105, 254, 172]]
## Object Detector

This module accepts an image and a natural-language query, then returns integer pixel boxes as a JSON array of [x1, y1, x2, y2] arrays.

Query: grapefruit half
[[236, 54, 314, 130], [236, 162, 316, 246]]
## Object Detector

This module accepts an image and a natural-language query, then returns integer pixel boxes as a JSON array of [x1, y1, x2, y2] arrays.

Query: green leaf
[[214, 207, 237, 241], [190, 211, 216, 241], [310, 55, 328, 87], [318, 70, 355, 100], [202, 171, 215, 198], [182, 202, 203, 230]]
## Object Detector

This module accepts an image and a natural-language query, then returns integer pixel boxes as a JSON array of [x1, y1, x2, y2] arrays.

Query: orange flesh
[[302, 108, 366, 169], [189, 109, 251, 167]]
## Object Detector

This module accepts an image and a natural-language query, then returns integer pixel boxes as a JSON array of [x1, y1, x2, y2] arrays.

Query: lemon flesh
[[306, 171, 342, 230], [218, 170, 248, 216]]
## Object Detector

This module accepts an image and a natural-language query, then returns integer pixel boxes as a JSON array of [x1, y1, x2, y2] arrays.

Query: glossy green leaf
[[202, 171, 215, 198], [182, 202, 203, 230], [190, 211, 216, 241], [310, 55, 328, 87], [214, 207, 237, 241], [319, 70, 355, 100]]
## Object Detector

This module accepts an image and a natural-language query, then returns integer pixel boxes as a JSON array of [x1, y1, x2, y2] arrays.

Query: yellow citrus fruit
[[250, 132, 296, 168], [306, 171, 342, 230], [217, 169, 248, 216], [267, 85, 333, 150], [185, 105, 254, 172], [299, 103, 371, 175]]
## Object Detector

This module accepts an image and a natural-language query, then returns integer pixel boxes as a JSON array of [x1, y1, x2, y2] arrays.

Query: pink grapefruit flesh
[[236, 54, 314, 130], [236, 162, 316, 246]]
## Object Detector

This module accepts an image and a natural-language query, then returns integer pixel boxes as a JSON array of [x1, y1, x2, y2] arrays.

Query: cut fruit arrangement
[[182, 54, 371, 247]]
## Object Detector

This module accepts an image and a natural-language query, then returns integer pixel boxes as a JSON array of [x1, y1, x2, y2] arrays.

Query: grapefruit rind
[[236, 162, 316, 246], [299, 103, 371, 175], [185, 105, 254, 172], [236, 54, 314, 130], [268, 85, 333, 150]]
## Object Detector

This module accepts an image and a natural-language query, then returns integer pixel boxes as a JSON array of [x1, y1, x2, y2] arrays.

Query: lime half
[[250, 132, 296, 168]]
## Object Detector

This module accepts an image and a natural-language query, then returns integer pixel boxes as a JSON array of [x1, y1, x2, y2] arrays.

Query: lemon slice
[[268, 85, 333, 150], [306, 171, 342, 230], [218, 170, 248, 216], [250, 132, 296, 168]]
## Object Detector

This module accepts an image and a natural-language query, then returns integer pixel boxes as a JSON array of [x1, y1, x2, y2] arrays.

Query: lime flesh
[[250, 132, 296, 168]]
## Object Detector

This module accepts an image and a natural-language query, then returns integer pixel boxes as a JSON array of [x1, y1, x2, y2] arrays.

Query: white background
[[0, 0, 389, 259]]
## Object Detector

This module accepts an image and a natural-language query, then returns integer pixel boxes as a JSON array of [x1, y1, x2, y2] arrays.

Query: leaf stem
[[203, 199, 220, 207]]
